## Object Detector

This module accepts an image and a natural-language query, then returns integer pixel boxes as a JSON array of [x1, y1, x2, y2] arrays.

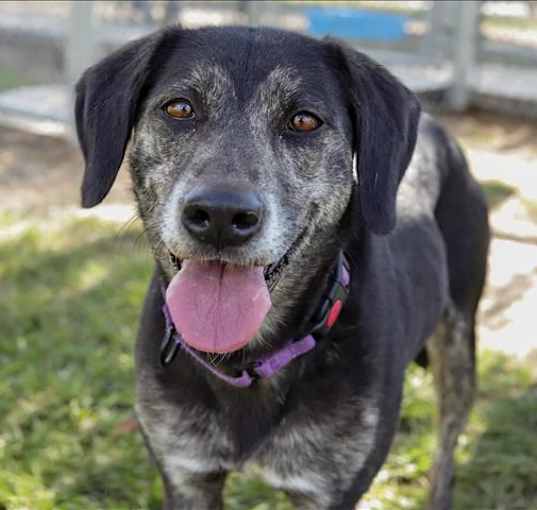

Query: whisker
[[117, 214, 141, 237]]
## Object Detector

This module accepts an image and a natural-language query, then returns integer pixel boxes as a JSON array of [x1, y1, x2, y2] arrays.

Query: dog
[[74, 26, 490, 510]]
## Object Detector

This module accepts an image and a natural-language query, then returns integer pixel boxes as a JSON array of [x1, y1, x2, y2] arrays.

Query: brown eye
[[289, 111, 322, 132], [164, 99, 194, 119]]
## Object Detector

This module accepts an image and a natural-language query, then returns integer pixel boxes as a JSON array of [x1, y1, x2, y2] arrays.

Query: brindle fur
[[75, 26, 490, 510]]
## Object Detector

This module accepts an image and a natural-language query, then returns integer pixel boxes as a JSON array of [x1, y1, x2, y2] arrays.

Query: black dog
[[75, 26, 490, 510]]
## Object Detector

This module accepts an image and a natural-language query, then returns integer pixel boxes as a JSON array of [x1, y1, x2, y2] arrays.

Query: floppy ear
[[330, 41, 421, 234], [75, 28, 175, 207]]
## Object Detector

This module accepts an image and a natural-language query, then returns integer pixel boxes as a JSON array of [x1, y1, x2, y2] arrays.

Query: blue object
[[307, 8, 408, 41]]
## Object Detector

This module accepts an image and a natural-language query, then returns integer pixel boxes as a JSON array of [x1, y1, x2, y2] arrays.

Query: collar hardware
[[160, 313, 180, 366]]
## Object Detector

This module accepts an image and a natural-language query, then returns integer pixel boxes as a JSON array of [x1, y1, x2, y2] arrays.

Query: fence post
[[421, 1, 452, 60], [66, 1, 97, 88], [65, 1, 97, 137], [447, 0, 480, 111]]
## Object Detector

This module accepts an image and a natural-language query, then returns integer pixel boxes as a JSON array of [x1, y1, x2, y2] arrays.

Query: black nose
[[182, 189, 264, 249]]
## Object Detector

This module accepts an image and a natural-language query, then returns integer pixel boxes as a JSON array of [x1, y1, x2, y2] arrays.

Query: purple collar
[[160, 251, 351, 388]]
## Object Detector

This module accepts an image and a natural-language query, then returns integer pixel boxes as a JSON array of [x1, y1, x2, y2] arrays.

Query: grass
[[1, 215, 536, 510], [480, 180, 517, 209], [0, 69, 33, 92], [522, 197, 537, 224], [482, 16, 537, 33]]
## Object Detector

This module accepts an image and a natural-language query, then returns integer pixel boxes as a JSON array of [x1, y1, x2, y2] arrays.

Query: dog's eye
[[288, 112, 322, 133], [164, 99, 195, 119]]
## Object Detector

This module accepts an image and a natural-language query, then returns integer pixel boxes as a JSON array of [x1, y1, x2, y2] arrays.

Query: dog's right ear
[[326, 39, 421, 235], [75, 28, 175, 208]]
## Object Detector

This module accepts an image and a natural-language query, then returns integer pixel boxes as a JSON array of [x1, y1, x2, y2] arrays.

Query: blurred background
[[1, 2, 536, 509]]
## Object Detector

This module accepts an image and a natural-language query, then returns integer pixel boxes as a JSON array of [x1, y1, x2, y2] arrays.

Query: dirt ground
[[0, 127, 131, 212], [1, 110, 536, 359]]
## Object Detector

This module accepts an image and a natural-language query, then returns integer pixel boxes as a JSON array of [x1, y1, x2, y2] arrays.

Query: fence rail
[[1, 1, 537, 138]]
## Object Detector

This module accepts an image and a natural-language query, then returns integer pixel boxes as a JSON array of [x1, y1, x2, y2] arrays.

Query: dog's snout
[[182, 189, 264, 248]]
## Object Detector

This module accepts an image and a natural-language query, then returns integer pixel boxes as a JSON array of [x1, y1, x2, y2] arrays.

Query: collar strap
[[159, 251, 351, 388], [309, 251, 351, 337]]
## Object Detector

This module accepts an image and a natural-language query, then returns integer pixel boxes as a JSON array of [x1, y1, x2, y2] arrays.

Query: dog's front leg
[[139, 431, 229, 510], [161, 470, 227, 510], [135, 400, 229, 510]]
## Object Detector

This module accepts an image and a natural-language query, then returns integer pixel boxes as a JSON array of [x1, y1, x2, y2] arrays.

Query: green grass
[[0, 69, 33, 92], [480, 180, 517, 209], [482, 15, 537, 33], [522, 197, 537, 224], [363, 353, 537, 510], [1, 216, 536, 510]]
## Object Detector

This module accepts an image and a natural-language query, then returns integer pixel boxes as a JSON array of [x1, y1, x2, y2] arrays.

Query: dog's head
[[75, 26, 420, 354]]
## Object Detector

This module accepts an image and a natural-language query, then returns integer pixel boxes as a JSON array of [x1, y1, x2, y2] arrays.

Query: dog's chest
[[250, 398, 380, 501], [137, 381, 381, 501]]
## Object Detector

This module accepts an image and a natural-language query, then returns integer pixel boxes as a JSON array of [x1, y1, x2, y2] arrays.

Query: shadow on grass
[[481, 269, 537, 330]]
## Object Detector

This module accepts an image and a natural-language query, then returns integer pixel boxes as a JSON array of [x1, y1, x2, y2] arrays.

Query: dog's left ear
[[328, 40, 421, 235], [75, 28, 176, 208]]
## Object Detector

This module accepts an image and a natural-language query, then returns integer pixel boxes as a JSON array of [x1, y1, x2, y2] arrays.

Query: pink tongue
[[165, 260, 271, 353]]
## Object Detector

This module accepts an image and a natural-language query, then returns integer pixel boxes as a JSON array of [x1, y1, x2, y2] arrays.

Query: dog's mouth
[[165, 218, 312, 354], [263, 222, 308, 292], [165, 258, 271, 354], [170, 253, 287, 290]]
